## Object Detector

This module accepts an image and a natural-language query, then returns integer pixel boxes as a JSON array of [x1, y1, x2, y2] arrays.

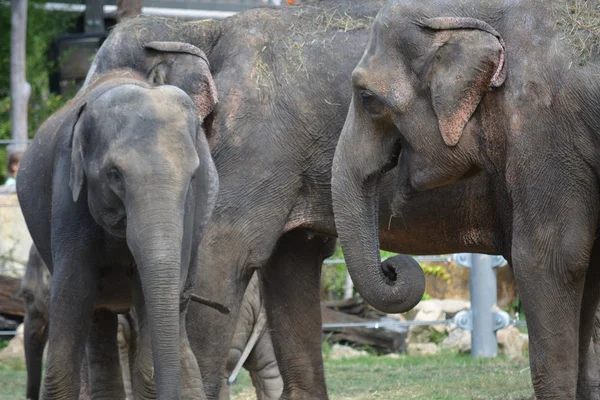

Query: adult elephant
[[17, 70, 218, 399], [331, 0, 600, 398], [84, 2, 383, 398]]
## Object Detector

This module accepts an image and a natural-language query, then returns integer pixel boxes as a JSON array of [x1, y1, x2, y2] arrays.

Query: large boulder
[[497, 326, 528, 361], [458, 330, 472, 354], [0, 323, 24, 365], [0, 194, 32, 278], [440, 328, 470, 351], [407, 343, 438, 356], [413, 299, 470, 319], [407, 301, 445, 344], [328, 344, 368, 360]]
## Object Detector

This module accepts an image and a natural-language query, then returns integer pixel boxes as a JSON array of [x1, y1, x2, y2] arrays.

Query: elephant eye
[[359, 90, 387, 117], [107, 168, 122, 187]]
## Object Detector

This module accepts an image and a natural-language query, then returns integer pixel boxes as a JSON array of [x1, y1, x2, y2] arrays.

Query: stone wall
[[0, 193, 31, 278]]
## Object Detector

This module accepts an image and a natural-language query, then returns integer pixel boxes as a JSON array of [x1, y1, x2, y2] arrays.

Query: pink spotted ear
[[145, 41, 218, 120], [421, 18, 506, 146]]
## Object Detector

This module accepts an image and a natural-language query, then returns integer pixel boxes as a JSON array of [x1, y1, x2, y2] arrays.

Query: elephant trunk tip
[[365, 254, 426, 314]]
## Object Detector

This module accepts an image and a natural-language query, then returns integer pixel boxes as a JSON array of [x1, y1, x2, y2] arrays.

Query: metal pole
[[85, 0, 105, 34], [470, 254, 498, 358]]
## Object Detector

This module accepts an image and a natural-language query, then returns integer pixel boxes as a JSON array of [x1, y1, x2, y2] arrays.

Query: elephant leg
[[179, 303, 206, 400], [512, 213, 596, 399], [261, 230, 335, 400], [86, 309, 125, 400], [594, 310, 600, 384], [79, 351, 91, 400], [245, 331, 283, 400], [24, 311, 48, 400], [42, 260, 97, 400], [117, 314, 133, 400], [188, 267, 253, 398], [576, 238, 600, 399]]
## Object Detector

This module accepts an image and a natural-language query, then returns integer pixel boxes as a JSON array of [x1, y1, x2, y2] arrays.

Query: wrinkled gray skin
[[17, 70, 218, 400], [21, 244, 136, 400], [332, 0, 600, 398], [81, 2, 428, 398], [20, 245, 51, 400], [22, 246, 279, 400], [220, 272, 282, 400]]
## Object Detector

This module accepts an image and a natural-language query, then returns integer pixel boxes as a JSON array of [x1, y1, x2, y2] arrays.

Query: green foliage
[[421, 264, 451, 284], [0, 338, 8, 351], [0, 1, 76, 181], [429, 329, 448, 345]]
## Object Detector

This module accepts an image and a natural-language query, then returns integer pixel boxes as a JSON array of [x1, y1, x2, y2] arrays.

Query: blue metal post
[[470, 254, 498, 358]]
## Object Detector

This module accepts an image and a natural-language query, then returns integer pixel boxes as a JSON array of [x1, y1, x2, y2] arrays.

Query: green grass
[[0, 363, 28, 400], [0, 352, 533, 399]]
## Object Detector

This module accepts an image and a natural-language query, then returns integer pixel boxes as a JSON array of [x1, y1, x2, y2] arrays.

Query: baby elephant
[[17, 67, 218, 399]]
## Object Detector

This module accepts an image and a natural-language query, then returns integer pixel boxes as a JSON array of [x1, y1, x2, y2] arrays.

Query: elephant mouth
[[102, 214, 127, 239]]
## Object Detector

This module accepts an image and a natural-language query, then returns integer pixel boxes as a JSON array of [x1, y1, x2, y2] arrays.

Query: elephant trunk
[[24, 313, 47, 400], [126, 193, 186, 399], [331, 113, 425, 313]]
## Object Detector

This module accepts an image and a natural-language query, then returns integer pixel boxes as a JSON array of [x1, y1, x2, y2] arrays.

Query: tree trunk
[[10, 0, 31, 155], [117, 0, 142, 21]]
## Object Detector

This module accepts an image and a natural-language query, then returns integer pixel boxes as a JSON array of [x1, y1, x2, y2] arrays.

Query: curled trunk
[[331, 112, 425, 313]]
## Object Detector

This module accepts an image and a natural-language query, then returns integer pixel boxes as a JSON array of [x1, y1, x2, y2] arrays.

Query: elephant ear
[[144, 41, 218, 120], [69, 103, 87, 203], [421, 17, 506, 147]]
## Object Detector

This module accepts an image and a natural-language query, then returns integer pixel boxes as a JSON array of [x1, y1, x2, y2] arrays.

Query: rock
[[497, 326, 528, 361], [386, 313, 406, 322], [383, 353, 401, 359], [413, 299, 470, 319], [458, 330, 472, 353], [407, 301, 445, 343], [0, 323, 24, 361], [407, 343, 438, 356], [440, 328, 470, 351], [437, 299, 470, 318], [328, 344, 368, 360]]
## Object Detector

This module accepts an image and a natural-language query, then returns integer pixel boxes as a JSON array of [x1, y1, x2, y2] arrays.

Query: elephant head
[[331, 3, 506, 313], [66, 75, 218, 398], [84, 38, 217, 120]]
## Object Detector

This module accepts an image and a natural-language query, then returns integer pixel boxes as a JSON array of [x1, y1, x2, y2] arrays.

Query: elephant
[[331, 0, 600, 398], [20, 244, 136, 400], [21, 244, 280, 400], [83, 2, 379, 397], [16, 68, 218, 399], [20, 244, 51, 400]]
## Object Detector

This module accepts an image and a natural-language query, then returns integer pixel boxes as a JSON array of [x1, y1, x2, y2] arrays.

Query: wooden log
[[0, 276, 24, 317], [321, 302, 407, 354]]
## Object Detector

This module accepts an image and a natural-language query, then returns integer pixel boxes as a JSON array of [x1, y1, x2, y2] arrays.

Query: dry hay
[[556, 0, 600, 64], [290, 6, 373, 37]]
